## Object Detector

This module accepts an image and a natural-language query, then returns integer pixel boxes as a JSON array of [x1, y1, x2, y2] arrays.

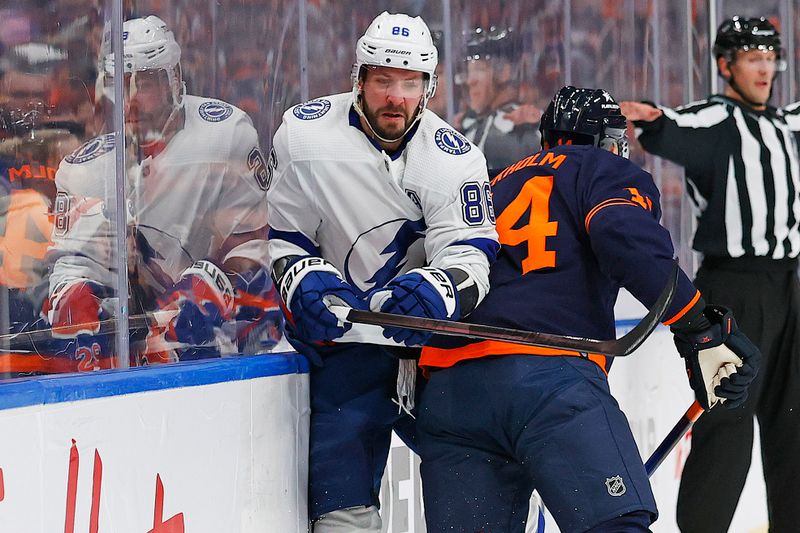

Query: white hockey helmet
[[99, 16, 185, 110], [352, 12, 439, 140]]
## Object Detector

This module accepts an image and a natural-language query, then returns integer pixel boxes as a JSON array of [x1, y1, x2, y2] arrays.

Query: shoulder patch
[[199, 101, 234, 122], [434, 128, 472, 155], [292, 99, 332, 121], [65, 134, 115, 164]]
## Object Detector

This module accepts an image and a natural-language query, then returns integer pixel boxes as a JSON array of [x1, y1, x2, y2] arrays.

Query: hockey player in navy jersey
[[266, 11, 498, 533], [415, 86, 761, 533]]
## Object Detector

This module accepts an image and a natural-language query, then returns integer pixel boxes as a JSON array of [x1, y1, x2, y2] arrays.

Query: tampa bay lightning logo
[[292, 99, 332, 120], [199, 101, 234, 122], [434, 128, 472, 155], [65, 134, 115, 164], [344, 218, 427, 295]]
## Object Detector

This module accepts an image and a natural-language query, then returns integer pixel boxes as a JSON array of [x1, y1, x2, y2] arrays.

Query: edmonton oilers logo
[[65, 134, 115, 164], [434, 128, 471, 155], [293, 99, 331, 120], [199, 101, 234, 122]]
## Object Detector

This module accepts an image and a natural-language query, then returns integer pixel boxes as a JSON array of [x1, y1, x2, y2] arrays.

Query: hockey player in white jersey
[[45, 16, 280, 370], [267, 11, 499, 533]]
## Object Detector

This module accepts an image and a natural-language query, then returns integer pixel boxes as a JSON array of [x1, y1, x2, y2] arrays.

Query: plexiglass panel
[[0, 0, 124, 378], [1, 0, 285, 381], [2, 0, 798, 382]]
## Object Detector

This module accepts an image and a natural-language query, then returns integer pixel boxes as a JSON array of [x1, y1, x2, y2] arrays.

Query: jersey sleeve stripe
[[450, 237, 501, 262], [662, 103, 729, 128], [662, 289, 702, 326], [783, 101, 800, 115], [267, 228, 320, 256], [584, 199, 641, 232]]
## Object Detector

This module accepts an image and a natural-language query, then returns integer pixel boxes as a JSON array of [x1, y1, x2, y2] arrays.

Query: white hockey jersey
[[267, 92, 499, 301], [49, 95, 269, 308]]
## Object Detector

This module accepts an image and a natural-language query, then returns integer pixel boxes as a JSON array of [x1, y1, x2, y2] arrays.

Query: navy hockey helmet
[[713, 16, 786, 71], [464, 26, 518, 62], [540, 86, 629, 159]]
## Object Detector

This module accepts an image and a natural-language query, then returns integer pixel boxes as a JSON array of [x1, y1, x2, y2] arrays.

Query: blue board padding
[[0, 319, 666, 410], [0, 352, 307, 410]]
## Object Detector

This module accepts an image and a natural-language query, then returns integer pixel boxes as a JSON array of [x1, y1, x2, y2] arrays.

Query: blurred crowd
[[0, 0, 796, 378], [3, 1, 795, 151]]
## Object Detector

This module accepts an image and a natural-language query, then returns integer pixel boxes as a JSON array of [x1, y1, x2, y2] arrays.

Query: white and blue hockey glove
[[672, 305, 761, 410], [369, 267, 460, 346], [277, 256, 364, 343]]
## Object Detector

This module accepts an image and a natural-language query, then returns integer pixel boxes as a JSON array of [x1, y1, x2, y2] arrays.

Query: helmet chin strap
[[129, 71, 186, 155], [727, 75, 769, 108], [353, 92, 425, 146], [135, 106, 183, 159], [724, 59, 774, 108]]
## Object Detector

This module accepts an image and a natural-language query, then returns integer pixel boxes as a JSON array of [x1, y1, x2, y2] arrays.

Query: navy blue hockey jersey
[[421, 145, 701, 371]]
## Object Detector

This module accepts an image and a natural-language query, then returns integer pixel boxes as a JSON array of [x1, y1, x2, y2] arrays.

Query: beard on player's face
[[361, 98, 415, 140]]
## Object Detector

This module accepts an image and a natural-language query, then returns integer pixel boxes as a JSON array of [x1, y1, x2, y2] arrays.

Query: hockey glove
[[229, 268, 284, 354], [145, 260, 235, 362], [277, 256, 364, 343], [46, 280, 115, 372], [672, 305, 761, 410], [369, 267, 460, 346]]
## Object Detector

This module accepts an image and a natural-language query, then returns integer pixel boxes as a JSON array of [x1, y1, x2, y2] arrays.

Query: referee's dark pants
[[677, 257, 800, 533]]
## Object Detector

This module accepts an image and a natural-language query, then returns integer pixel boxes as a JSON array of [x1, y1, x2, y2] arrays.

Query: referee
[[621, 16, 800, 533]]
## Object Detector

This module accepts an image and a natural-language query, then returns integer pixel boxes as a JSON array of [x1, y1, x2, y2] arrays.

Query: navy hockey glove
[[369, 267, 460, 346], [144, 260, 235, 363], [672, 305, 761, 410], [230, 268, 284, 354], [277, 256, 363, 343], [46, 280, 115, 372]]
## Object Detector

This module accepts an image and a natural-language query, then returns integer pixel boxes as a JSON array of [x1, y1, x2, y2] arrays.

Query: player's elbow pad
[[445, 267, 483, 316]]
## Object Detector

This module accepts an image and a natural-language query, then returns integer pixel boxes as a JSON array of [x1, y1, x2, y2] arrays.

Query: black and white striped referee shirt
[[634, 94, 800, 260]]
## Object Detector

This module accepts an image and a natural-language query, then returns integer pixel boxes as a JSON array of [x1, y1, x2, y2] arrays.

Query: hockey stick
[[0, 313, 160, 352], [1, 303, 282, 353], [333, 261, 679, 357], [644, 400, 704, 477]]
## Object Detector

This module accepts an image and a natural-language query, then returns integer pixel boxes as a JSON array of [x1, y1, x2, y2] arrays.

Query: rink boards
[[0, 320, 768, 532], [0, 353, 309, 533]]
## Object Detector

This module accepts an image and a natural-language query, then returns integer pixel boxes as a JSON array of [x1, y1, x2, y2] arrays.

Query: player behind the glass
[[45, 15, 282, 371], [266, 11, 498, 533], [415, 86, 761, 533]]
